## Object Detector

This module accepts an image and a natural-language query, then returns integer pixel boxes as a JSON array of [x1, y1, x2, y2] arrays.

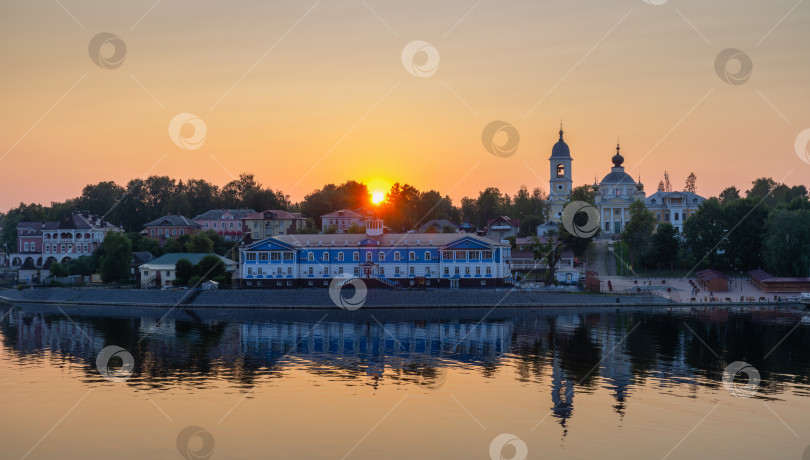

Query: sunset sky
[[1, 0, 808, 212]]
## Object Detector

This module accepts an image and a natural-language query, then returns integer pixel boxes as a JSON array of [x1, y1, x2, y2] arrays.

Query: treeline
[[621, 178, 810, 277], [0, 174, 548, 252]]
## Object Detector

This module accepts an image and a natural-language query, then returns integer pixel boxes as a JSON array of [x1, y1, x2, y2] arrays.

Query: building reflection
[[2, 305, 810, 430]]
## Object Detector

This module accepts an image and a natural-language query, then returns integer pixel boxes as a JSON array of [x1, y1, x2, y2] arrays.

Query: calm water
[[1, 304, 810, 459]]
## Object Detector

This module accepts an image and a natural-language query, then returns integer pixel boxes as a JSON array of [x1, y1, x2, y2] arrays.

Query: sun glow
[[371, 191, 385, 205]]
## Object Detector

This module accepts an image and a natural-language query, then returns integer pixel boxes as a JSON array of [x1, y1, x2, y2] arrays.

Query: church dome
[[599, 144, 636, 187], [550, 129, 571, 158], [611, 143, 624, 167]]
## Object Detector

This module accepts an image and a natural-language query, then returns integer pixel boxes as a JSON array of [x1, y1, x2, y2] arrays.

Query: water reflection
[[2, 304, 810, 433]]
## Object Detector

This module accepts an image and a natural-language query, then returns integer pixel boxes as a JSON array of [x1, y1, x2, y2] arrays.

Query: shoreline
[[1, 287, 803, 309]]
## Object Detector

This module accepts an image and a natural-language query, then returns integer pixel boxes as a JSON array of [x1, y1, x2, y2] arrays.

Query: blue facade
[[238, 234, 511, 288]]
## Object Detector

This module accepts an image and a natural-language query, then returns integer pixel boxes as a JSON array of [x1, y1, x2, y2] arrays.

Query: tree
[[346, 223, 365, 234], [99, 232, 132, 283], [621, 200, 656, 268], [441, 225, 457, 233], [175, 258, 193, 285], [683, 198, 725, 268], [49, 262, 70, 278], [529, 230, 564, 285], [657, 180, 665, 192], [195, 255, 226, 281], [721, 197, 767, 271], [719, 186, 740, 205], [66, 255, 97, 276], [663, 172, 672, 192], [762, 209, 810, 276], [649, 222, 679, 269], [684, 172, 697, 193], [185, 232, 214, 253]]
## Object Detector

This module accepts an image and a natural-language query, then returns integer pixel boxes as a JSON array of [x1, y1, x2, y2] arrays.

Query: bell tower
[[548, 125, 573, 222]]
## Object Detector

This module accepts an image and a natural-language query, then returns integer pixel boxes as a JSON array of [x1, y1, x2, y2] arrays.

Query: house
[[239, 218, 512, 289], [192, 209, 255, 241], [9, 211, 122, 271], [242, 210, 307, 240], [510, 237, 575, 272], [485, 216, 521, 240], [131, 251, 155, 284], [138, 253, 237, 288], [644, 190, 705, 232], [749, 269, 810, 293], [419, 219, 458, 233], [143, 215, 201, 246], [536, 221, 558, 236], [320, 209, 370, 233], [201, 280, 219, 290]]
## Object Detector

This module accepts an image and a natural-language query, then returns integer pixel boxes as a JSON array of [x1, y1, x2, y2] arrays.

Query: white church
[[544, 126, 704, 236]]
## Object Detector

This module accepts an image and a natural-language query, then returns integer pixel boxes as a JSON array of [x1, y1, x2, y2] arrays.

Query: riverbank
[[0, 286, 687, 309]]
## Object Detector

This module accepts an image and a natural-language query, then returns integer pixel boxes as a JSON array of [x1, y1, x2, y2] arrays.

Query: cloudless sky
[[0, 0, 808, 212]]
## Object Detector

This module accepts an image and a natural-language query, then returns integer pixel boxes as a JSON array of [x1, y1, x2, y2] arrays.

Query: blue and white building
[[238, 219, 512, 288]]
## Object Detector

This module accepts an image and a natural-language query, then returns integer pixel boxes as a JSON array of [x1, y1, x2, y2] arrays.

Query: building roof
[[644, 190, 705, 206], [320, 209, 366, 219], [143, 215, 201, 228], [487, 216, 521, 229], [131, 251, 155, 266], [192, 209, 256, 221], [696, 269, 729, 282], [18, 212, 119, 234], [550, 128, 571, 158], [140, 253, 236, 267], [749, 269, 810, 283], [243, 210, 304, 220], [418, 219, 459, 232], [257, 233, 506, 249]]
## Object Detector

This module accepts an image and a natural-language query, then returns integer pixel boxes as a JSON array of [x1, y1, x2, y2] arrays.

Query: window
[[394, 252, 401, 261], [229, 222, 234, 228], [353, 252, 359, 262], [409, 267, 415, 275], [308, 267, 313, 275], [179, 229, 184, 235], [366, 252, 372, 262], [486, 267, 491, 275], [158, 229, 163, 236], [339, 267, 344, 274], [172, 229, 177, 236], [455, 251, 465, 260], [271, 252, 280, 261], [665, 213, 670, 221], [481, 280, 486, 286], [409, 251, 415, 261], [287, 267, 292, 275], [283, 253, 294, 261], [379, 251, 385, 261], [323, 252, 329, 261], [205, 222, 209, 228], [674, 213, 679, 221], [425, 267, 431, 276], [354, 267, 360, 275], [379, 267, 385, 275], [482, 251, 493, 260], [246, 253, 256, 261], [308, 253, 314, 261], [476, 267, 481, 275], [259, 253, 268, 261], [23, 242, 28, 251], [469, 251, 480, 260], [338, 252, 344, 262], [444, 267, 449, 276], [465, 267, 470, 275], [424, 252, 431, 261], [442, 251, 453, 261], [556, 163, 565, 178], [455, 267, 460, 275], [395, 267, 401, 275]]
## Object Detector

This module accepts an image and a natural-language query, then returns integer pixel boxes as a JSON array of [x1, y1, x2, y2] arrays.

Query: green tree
[[762, 209, 810, 276], [721, 197, 767, 271], [66, 255, 97, 276], [529, 230, 564, 285], [684, 172, 697, 193], [718, 186, 740, 205], [185, 232, 214, 253], [99, 232, 132, 283], [346, 223, 366, 234], [683, 198, 725, 268], [649, 222, 679, 269], [195, 255, 226, 281], [49, 261, 70, 278], [621, 200, 656, 268], [441, 225, 457, 233], [175, 258, 193, 285]]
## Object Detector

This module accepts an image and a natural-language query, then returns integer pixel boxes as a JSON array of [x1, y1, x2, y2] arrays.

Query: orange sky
[[1, 0, 808, 212]]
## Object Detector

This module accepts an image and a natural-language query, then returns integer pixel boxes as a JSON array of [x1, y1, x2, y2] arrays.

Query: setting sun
[[371, 191, 385, 205]]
